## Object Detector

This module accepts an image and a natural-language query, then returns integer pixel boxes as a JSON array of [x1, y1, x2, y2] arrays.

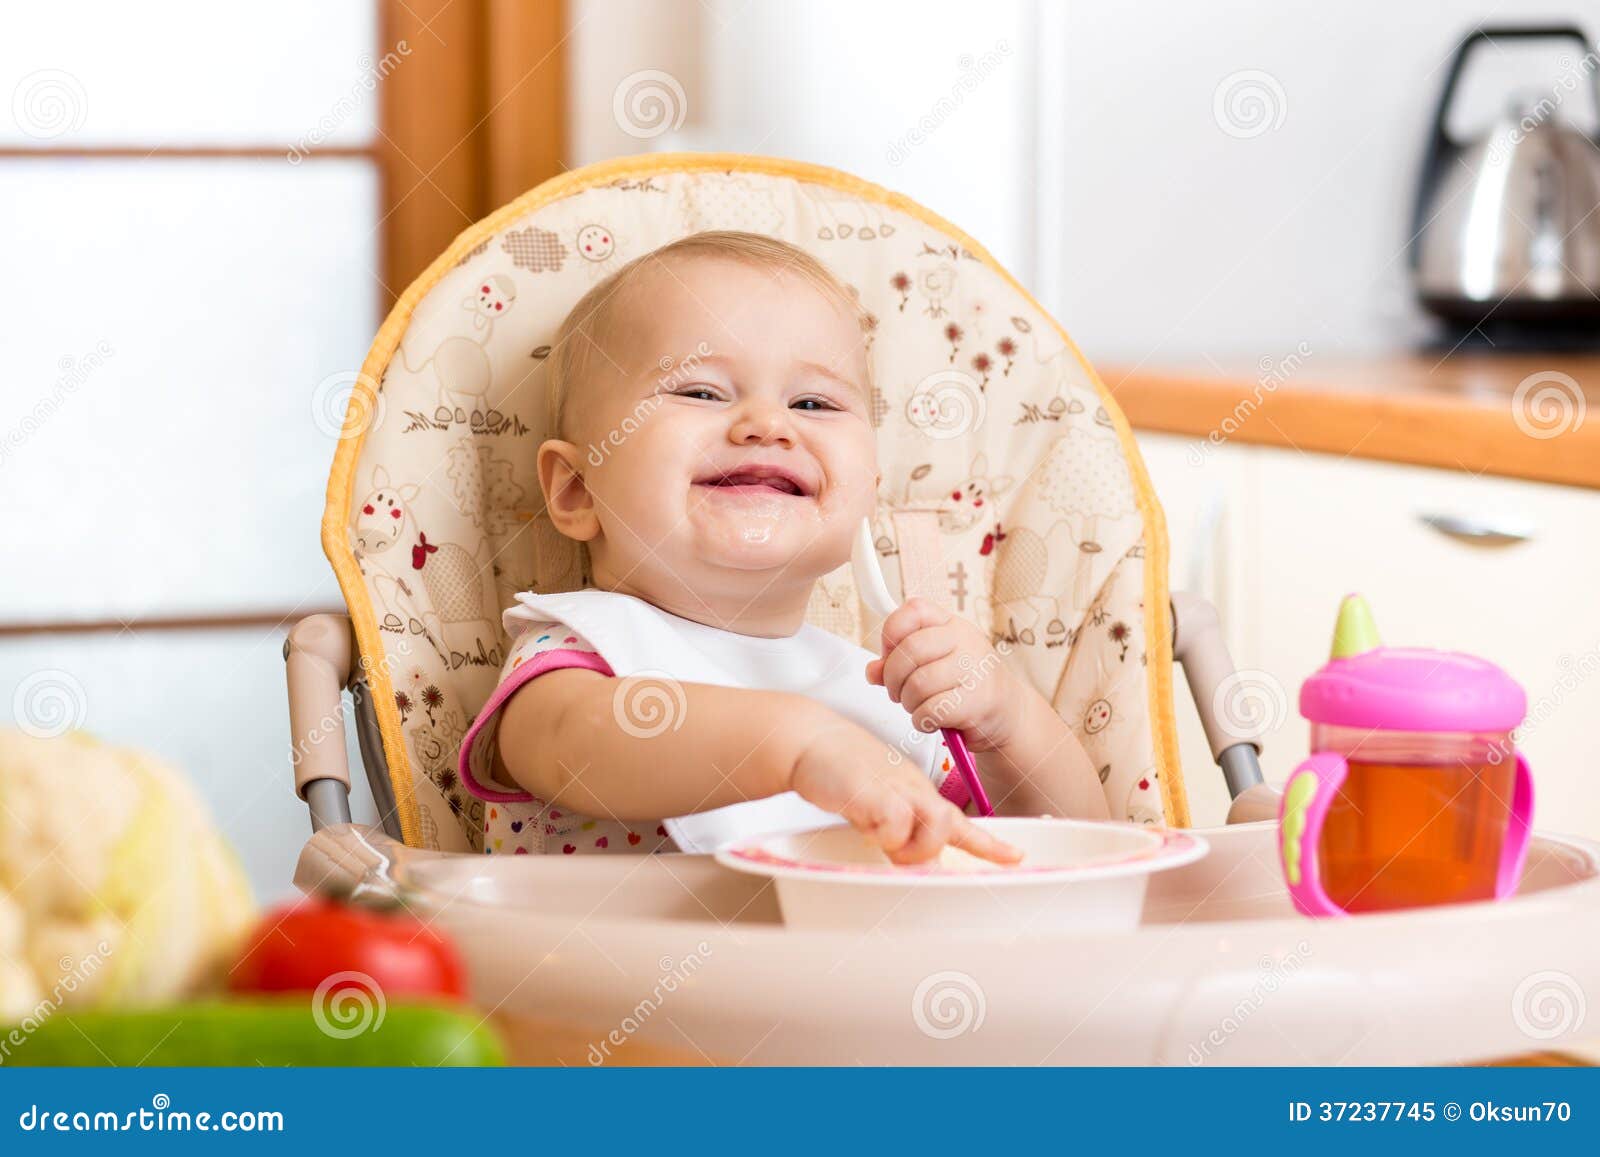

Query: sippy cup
[[1278, 594, 1533, 917]]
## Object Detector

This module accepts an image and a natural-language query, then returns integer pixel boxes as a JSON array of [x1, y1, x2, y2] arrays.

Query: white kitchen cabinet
[[1253, 446, 1600, 838], [1135, 431, 1600, 838]]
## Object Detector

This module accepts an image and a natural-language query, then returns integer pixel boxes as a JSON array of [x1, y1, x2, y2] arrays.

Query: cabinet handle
[[1418, 512, 1534, 545]]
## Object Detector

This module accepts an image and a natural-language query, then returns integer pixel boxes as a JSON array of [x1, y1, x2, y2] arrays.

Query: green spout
[[1330, 593, 1381, 659]]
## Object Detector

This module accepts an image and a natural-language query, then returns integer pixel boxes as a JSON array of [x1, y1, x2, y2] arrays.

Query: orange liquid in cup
[[1318, 758, 1517, 912]]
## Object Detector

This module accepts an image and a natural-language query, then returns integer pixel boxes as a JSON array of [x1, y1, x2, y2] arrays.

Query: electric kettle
[[1412, 25, 1600, 328]]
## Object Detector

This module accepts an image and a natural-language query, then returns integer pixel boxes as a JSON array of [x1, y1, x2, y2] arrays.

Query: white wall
[[570, 2, 1600, 362], [568, 0, 1039, 278], [1038, 1, 1600, 364]]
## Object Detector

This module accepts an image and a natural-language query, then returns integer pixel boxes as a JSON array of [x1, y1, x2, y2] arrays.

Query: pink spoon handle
[[941, 728, 993, 816], [851, 519, 993, 817]]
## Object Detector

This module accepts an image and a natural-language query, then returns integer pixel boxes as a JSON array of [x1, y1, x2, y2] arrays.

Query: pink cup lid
[[1298, 594, 1526, 733]]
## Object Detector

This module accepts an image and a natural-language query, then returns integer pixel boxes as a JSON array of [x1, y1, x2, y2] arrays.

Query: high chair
[[286, 154, 1600, 1065]]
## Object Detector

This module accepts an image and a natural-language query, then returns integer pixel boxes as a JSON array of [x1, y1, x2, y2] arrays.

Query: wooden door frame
[[378, 0, 568, 302]]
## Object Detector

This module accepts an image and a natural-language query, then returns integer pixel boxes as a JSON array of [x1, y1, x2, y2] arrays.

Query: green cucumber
[[0, 999, 504, 1067]]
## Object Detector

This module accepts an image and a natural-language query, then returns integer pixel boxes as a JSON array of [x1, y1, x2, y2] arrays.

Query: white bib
[[506, 589, 946, 853]]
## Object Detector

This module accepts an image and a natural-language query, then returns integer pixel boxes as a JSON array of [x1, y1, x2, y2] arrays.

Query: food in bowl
[[715, 818, 1207, 934], [934, 844, 1014, 873]]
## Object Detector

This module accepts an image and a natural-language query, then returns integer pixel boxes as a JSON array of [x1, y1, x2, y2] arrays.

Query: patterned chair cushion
[[322, 154, 1185, 851]]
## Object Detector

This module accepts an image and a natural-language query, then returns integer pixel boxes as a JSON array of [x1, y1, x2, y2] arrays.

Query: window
[[2, 0, 566, 898]]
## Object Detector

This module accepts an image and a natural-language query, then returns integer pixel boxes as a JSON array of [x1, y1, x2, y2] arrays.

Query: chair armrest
[[1170, 591, 1266, 800], [294, 823, 403, 899], [285, 613, 356, 829], [1225, 781, 1282, 825]]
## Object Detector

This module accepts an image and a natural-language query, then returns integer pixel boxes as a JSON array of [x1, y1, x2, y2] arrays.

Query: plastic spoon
[[851, 518, 995, 816]]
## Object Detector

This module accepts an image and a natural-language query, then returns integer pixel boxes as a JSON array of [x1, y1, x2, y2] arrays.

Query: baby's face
[[566, 256, 877, 610]]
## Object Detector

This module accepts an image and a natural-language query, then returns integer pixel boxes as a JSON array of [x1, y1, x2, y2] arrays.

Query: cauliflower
[[0, 891, 42, 1022], [0, 729, 256, 1022]]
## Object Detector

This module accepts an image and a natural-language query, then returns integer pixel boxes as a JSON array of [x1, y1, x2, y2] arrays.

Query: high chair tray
[[298, 823, 1600, 1065]]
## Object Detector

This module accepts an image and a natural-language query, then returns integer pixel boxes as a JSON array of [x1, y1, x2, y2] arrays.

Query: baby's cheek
[[577, 457, 657, 539], [824, 432, 880, 499], [595, 420, 675, 484], [825, 460, 880, 517]]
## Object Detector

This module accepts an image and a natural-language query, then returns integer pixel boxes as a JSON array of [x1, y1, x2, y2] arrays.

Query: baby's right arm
[[496, 670, 1019, 864]]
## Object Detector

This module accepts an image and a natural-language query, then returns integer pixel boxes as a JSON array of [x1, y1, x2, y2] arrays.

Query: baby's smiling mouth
[[693, 463, 815, 498]]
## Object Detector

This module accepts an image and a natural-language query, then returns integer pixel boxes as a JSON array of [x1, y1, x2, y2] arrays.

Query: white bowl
[[714, 818, 1208, 934]]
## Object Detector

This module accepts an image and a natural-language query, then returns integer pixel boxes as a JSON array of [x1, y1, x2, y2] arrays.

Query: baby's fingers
[[947, 815, 1024, 865], [849, 792, 915, 859], [880, 597, 951, 657], [885, 801, 958, 864]]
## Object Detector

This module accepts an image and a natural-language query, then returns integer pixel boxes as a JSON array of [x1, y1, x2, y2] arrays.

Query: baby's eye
[[675, 386, 721, 402], [791, 396, 839, 412]]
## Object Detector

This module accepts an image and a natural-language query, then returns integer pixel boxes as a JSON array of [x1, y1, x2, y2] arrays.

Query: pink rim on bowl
[[716, 824, 1206, 885]]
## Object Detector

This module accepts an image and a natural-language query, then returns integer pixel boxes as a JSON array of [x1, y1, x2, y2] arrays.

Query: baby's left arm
[[867, 598, 1111, 821]]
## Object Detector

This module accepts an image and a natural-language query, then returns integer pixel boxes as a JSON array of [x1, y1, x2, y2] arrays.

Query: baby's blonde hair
[[545, 230, 873, 438]]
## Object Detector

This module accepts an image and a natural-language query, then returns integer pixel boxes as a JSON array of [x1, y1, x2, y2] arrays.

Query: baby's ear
[[537, 439, 600, 542]]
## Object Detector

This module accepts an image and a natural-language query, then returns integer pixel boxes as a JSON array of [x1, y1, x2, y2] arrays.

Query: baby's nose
[[730, 403, 795, 446]]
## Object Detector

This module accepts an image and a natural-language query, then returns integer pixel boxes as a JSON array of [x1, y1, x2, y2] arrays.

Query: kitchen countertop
[[1101, 354, 1600, 490]]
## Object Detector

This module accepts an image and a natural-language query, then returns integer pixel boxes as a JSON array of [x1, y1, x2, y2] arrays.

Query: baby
[[457, 231, 1109, 862]]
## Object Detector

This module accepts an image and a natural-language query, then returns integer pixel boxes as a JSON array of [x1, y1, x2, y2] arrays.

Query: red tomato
[[228, 896, 468, 1001]]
